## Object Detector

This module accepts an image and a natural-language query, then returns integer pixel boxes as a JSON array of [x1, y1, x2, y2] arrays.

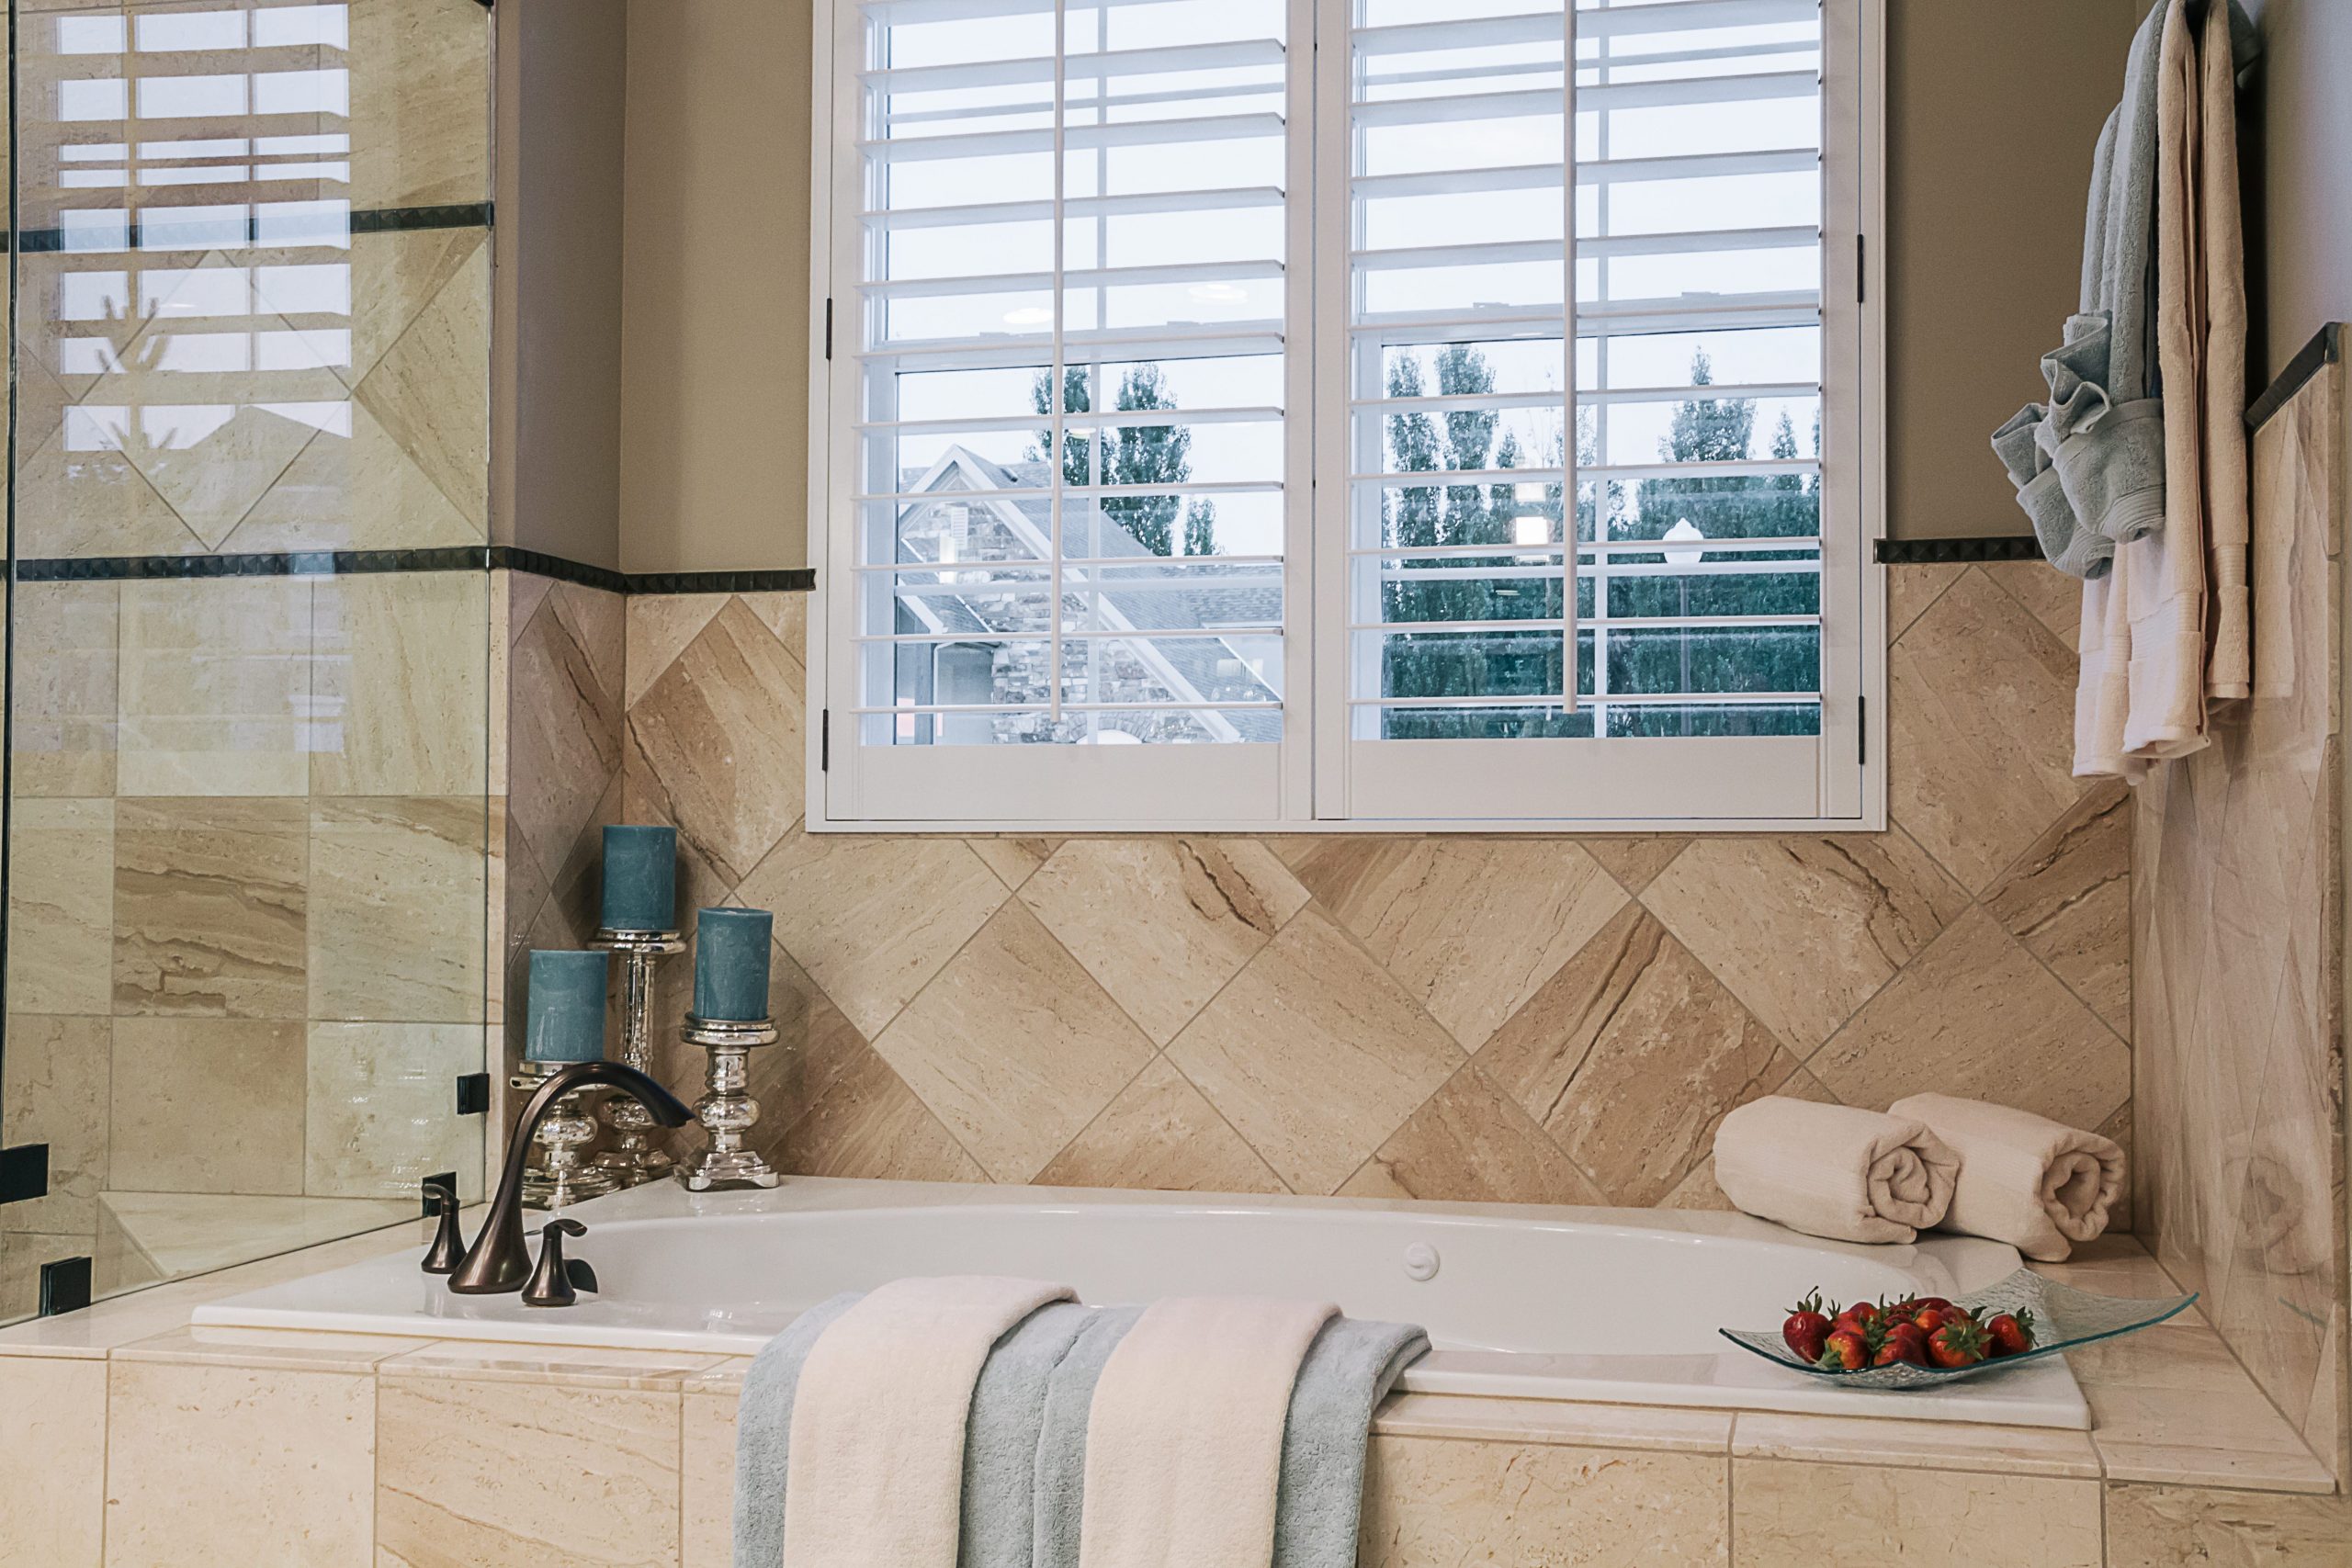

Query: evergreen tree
[[1611, 350, 1821, 736], [1030, 364, 1218, 557]]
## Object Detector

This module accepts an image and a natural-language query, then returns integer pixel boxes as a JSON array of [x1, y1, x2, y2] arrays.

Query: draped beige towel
[[782, 1275, 1073, 1568], [2077, 0, 2252, 775], [1892, 1094, 2124, 1263], [1079, 1296, 1338, 1568], [1712, 1097, 1960, 1245]]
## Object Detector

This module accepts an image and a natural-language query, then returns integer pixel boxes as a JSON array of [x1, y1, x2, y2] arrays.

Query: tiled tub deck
[[0, 1230, 2339, 1567]]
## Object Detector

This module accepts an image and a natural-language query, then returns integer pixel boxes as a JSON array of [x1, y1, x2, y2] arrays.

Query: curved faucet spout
[[446, 1061, 693, 1294]]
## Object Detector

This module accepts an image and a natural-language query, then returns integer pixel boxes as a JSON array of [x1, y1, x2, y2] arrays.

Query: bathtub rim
[[194, 1176, 2095, 1428]]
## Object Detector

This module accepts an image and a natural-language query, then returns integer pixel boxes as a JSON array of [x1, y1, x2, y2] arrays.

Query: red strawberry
[[1831, 1302, 1880, 1338], [1872, 1335, 1927, 1367], [1910, 1296, 1953, 1314], [1816, 1329, 1869, 1371], [1781, 1291, 1833, 1363], [1928, 1320, 1988, 1369], [1909, 1305, 1956, 1335], [1984, 1311, 2035, 1358]]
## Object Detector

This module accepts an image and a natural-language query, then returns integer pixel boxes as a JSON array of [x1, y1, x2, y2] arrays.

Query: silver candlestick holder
[[590, 926, 686, 1185], [514, 1061, 618, 1210], [675, 1014, 786, 1191]]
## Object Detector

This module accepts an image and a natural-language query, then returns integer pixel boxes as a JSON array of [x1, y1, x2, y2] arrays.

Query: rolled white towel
[[1713, 1097, 1960, 1245], [1891, 1093, 2123, 1262]]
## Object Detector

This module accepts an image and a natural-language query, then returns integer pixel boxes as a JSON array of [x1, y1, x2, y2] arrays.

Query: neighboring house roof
[[892, 445, 1282, 742]]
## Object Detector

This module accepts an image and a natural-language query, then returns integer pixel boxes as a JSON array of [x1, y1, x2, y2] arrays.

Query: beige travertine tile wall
[[3, 0, 498, 1320], [495, 570, 628, 1091], [2134, 354, 2352, 1483], [561, 570, 2135, 1213]]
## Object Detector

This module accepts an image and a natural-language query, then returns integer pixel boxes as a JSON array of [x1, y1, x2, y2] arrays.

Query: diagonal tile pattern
[[1888, 568, 2084, 892], [583, 564, 2139, 1240], [1020, 838, 1308, 1045], [1643, 829, 1968, 1054], [869, 904, 1156, 1182], [1479, 903, 1794, 1205], [1286, 838, 1625, 1053], [1164, 908, 1463, 1195], [624, 597, 806, 888]]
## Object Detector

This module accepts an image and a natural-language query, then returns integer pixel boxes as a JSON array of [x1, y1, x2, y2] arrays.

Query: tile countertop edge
[[0, 1230, 2336, 1497]]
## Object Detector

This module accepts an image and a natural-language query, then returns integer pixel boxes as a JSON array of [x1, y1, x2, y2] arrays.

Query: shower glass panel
[[1, 0, 495, 1325]]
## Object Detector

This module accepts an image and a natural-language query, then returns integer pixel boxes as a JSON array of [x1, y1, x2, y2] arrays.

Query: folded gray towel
[[1995, 1, 2177, 566], [2049, 396, 2168, 545], [1033, 1304, 1146, 1568], [1272, 1316, 1430, 1568], [1032, 1309, 1429, 1568], [733, 1292, 862, 1568], [1993, 404, 2112, 581], [962, 1302, 1100, 1568]]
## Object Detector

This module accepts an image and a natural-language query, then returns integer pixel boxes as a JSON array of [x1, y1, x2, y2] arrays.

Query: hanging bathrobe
[[2074, 0, 2256, 778]]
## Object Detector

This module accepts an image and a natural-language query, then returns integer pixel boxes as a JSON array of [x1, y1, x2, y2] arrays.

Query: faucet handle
[[523, 1218, 589, 1308], [419, 1180, 468, 1276]]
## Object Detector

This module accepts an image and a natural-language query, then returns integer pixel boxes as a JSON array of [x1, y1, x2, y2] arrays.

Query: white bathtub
[[197, 1177, 2089, 1427]]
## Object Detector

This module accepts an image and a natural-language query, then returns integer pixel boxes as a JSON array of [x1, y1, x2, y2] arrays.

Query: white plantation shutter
[[823, 0, 1310, 823], [1319, 0, 1868, 822], [810, 0, 1881, 829]]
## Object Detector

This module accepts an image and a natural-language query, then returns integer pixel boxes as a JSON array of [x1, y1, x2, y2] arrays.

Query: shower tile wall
[[573, 570, 2134, 1216], [3, 0, 494, 1318], [2134, 355, 2351, 1483]]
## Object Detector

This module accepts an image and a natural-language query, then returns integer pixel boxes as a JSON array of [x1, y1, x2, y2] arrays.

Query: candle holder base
[[512, 1066, 619, 1211], [675, 1014, 785, 1191], [590, 926, 687, 1188]]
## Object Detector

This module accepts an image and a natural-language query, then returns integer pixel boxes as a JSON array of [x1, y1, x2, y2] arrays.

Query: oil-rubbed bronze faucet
[[445, 1061, 693, 1294]]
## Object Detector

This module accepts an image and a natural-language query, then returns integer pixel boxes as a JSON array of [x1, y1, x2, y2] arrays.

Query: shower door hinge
[[824, 298, 834, 361], [40, 1257, 92, 1317], [1858, 694, 1867, 766], [455, 1073, 492, 1116], [820, 709, 831, 772], [0, 1145, 49, 1206], [1856, 235, 1866, 303]]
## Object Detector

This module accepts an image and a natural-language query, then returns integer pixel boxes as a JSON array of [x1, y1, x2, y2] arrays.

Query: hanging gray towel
[[1992, 1, 2173, 571]]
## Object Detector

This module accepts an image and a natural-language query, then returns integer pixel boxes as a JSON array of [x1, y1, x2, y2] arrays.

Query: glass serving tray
[[1720, 1269, 2197, 1390]]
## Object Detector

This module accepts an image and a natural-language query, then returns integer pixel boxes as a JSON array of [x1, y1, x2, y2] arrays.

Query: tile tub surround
[[2134, 357, 2352, 1485], [1, 1234, 2342, 1566], [599, 571, 2134, 1216]]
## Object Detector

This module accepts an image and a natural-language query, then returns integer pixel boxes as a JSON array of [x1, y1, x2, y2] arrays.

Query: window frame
[[804, 0, 1886, 834]]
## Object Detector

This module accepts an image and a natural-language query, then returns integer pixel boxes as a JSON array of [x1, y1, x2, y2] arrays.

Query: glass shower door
[[1, 0, 497, 1325]]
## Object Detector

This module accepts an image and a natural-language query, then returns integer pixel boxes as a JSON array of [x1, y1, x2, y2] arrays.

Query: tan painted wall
[[492, 0, 630, 570], [613, 2, 2158, 562], [1883, 0, 2147, 540], [2241, 0, 2352, 386], [617, 0, 813, 575]]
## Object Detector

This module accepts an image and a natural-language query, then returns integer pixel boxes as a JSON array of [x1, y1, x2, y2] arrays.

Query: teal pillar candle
[[693, 908, 774, 1022], [599, 825, 679, 932], [526, 949, 610, 1063]]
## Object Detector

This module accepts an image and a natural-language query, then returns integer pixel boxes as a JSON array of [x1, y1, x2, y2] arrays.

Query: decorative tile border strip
[[1873, 536, 2043, 565], [2245, 321, 2341, 434], [9, 201, 492, 254], [14, 545, 813, 597]]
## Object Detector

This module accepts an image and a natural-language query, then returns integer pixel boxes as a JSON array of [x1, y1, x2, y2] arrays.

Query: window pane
[[854, 0, 1290, 747]]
